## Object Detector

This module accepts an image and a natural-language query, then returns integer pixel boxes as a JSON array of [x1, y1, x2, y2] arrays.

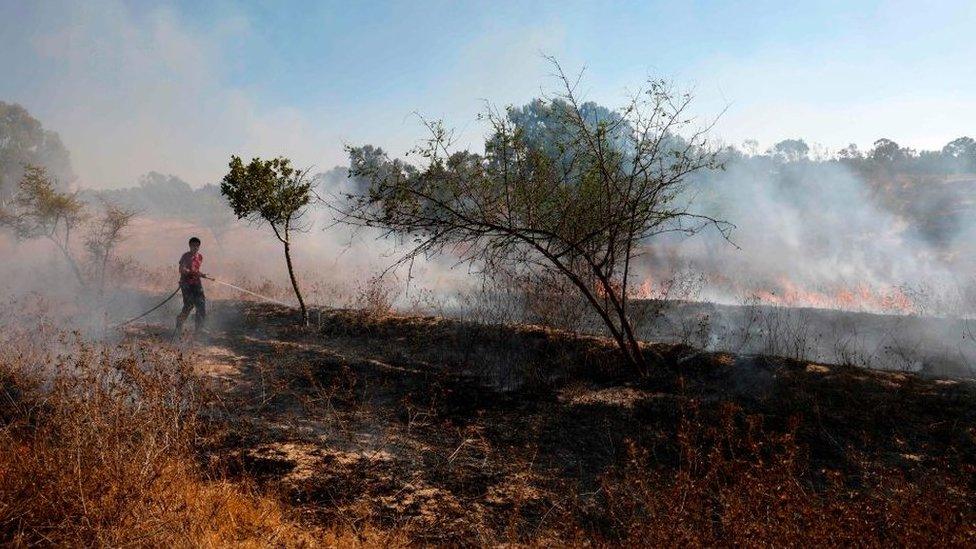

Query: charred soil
[[145, 302, 976, 544], [3, 298, 974, 546]]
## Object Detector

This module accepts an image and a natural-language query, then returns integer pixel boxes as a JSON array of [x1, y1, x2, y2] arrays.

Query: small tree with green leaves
[[0, 165, 135, 294], [0, 165, 89, 286], [221, 156, 312, 325]]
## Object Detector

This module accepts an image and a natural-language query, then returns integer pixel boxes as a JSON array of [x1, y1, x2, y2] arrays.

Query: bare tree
[[85, 200, 137, 295], [341, 60, 732, 372]]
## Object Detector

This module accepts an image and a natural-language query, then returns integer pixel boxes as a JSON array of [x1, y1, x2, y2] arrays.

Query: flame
[[628, 273, 918, 315], [752, 276, 916, 314]]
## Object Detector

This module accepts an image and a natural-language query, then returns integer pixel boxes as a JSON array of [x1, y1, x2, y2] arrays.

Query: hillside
[[3, 281, 976, 546], [14, 299, 967, 545]]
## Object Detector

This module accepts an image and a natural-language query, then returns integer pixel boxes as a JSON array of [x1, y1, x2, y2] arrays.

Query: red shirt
[[179, 251, 203, 286]]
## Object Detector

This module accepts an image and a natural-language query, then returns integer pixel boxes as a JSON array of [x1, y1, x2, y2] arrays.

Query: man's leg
[[193, 287, 207, 334], [175, 286, 193, 337]]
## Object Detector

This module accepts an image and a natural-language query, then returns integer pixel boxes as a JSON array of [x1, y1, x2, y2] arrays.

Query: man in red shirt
[[175, 236, 207, 338]]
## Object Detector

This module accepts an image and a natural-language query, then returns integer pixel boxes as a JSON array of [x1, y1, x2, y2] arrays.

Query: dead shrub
[[355, 275, 398, 317], [456, 268, 589, 332]]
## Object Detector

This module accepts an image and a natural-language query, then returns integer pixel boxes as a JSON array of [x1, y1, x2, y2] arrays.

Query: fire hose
[[113, 275, 293, 328], [112, 287, 181, 327]]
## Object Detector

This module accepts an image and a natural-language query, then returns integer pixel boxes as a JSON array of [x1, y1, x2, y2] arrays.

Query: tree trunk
[[618, 311, 648, 374], [52, 238, 87, 289], [282, 240, 308, 326], [594, 312, 644, 373]]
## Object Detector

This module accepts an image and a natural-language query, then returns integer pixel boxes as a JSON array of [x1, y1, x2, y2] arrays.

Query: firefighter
[[175, 236, 207, 338]]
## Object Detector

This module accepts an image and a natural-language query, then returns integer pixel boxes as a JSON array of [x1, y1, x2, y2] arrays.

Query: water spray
[[202, 275, 293, 308]]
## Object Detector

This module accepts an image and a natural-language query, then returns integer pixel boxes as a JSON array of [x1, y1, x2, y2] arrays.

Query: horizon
[[1, 0, 974, 189]]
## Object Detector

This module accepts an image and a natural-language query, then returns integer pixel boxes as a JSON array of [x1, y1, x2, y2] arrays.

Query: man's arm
[[179, 255, 194, 276]]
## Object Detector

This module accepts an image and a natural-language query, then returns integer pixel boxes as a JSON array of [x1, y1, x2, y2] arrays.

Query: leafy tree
[[0, 165, 88, 284], [341, 61, 730, 372], [0, 102, 75, 205], [942, 137, 976, 173], [870, 138, 912, 165], [221, 156, 313, 325], [770, 139, 810, 162]]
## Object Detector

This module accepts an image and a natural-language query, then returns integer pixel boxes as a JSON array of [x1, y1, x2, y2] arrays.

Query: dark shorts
[[180, 283, 206, 315]]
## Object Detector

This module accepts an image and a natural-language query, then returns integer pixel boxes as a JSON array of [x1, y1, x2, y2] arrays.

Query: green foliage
[[343, 61, 730, 370], [1, 164, 86, 241], [0, 165, 134, 290], [0, 102, 75, 203], [220, 156, 312, 238]]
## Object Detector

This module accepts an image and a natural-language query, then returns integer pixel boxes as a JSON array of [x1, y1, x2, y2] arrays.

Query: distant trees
[[741, 139, 760, 156], [869, 138, 909, 165], [0, 102, 74, 205], [341, 62, 730, 372], [221, 156, 313, 325], [100, 172, 236, 246], [837, 143, 862, 161], [770, 139, 810, 163], [731, 135, 976, 177], [942, 137, 976, 173]]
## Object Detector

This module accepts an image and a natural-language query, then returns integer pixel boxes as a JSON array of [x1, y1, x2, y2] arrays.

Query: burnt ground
[[122, 300, 976, 544]]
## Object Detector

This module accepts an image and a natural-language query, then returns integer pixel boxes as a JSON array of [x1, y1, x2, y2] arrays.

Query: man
[[175, 236, 208, 338]]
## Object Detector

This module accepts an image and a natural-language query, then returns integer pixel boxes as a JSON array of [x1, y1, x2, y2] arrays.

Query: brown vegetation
[[1, 296, 974, 546], [0, 310, 402, 546]]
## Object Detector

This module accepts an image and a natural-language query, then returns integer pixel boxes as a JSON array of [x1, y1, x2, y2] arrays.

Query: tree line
[[737, 135, 976, 176]]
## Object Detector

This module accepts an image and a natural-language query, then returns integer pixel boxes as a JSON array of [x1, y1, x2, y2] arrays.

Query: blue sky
[[1, 0, 974, 187]]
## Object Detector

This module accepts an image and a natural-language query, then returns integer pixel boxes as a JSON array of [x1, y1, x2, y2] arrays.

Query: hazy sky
[[1, 0, 973, 188]]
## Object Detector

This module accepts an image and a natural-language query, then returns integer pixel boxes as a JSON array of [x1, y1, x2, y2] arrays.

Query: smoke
[[4, 134, 976, 376], [623, 152, 976, 376], [0, 159, 459, 339], [640, 153, 975, 316], [0, 0, 341, 188]]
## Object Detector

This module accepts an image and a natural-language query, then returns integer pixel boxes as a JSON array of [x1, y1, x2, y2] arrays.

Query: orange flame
[[629, 273, 917, 314]]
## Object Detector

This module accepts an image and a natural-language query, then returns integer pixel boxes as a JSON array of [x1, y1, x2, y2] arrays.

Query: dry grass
[[0, 318, 405, 547], [355, 275, 398, 317], [2, 295, 975, 546], [597, 402, 975, 546]]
